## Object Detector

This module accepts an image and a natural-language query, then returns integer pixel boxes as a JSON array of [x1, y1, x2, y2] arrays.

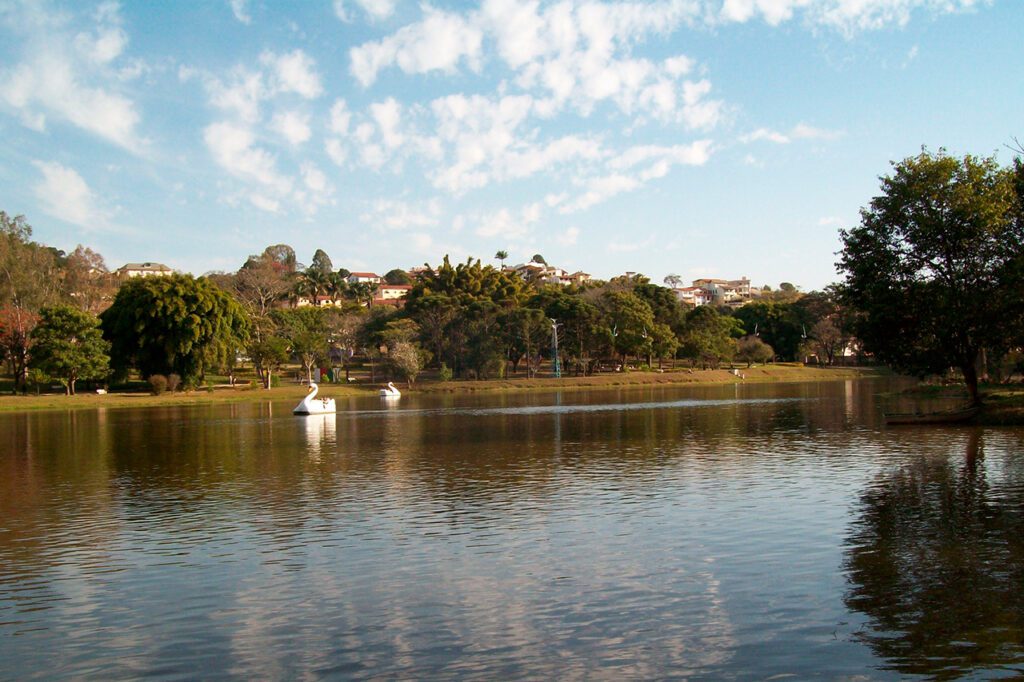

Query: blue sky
[[0, 0, 1019, 290]]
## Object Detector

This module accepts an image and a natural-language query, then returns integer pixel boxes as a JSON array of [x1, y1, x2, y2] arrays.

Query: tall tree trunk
[[962, 360, 980, 406]]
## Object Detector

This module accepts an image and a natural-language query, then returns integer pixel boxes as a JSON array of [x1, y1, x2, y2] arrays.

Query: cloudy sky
[[0, 0, 1019, 289]]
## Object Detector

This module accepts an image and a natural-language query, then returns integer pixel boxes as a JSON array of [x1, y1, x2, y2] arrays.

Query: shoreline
[[0, 364, 883, 414]]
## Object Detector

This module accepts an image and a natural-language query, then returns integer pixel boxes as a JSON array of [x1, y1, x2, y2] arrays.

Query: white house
[[347, 271, 382, 284], [674, 286, 712, 307], [116, 262, 173, 278], [376, 284, 412, 300]]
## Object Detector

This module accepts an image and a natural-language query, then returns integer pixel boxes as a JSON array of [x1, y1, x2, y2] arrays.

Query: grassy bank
[[0, 364, 882, 414]]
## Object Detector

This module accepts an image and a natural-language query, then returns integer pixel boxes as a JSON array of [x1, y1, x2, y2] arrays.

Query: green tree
[[530, 253, 547, 265], [495, 250, 509, 268], [500, 306, 548, 376], [533, 289, 605, 375], [600, 290, 656, 365], [736, 335, 774, 367], [260, 244, 297, 273], [309, 249, 333, 276], [407, 293, 458, 369], [248, 335, 290, 389], [273, 307, 330, 384], [100, 274, 249, 385], [733, 301, 807, 361], [293, 267, 333, 306], [648, 321, 679, 369], [383, 268, 411, 285], [29, 305, 110, 394], [679, 305, 743, 369], [838, 150, 1023, 404]]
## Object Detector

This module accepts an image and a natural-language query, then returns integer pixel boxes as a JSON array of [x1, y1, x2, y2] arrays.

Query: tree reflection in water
[[843, 430, 1024, 678]]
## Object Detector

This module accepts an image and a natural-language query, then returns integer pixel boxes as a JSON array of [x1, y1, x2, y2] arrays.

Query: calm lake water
[[2, 379, 1023, 680]]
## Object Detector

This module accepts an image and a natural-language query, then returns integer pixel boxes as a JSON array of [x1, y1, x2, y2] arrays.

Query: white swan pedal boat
[[379, 381, 401, 398], [294, 382, 337, 415]]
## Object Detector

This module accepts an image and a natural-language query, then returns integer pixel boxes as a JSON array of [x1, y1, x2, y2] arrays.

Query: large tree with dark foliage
[[838, 150, 1024, 404], [100, 274, 249, 385]]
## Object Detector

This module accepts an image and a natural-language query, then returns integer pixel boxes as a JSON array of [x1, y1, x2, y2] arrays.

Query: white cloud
[[329, 99, 351, 135], [335, 0, 396, 21], [349, 7, 483, 86], [201, 67, 265, 123], [791, 122, 843, 140], [561, 174, 640, 214], [74, 23, 127, 65], [203, 121, 290, 192], [325, 138, 348, 166], [481, 0, 547, 69], [609, 141, 713, 170], [249, 193, 280, 213], [716, 0, 986, 34], [474, 204, 542, 240], [229, 0, 252, 24], [270, 110, 311, 145], [740, 123, 842, 144], [370, 98, 404, 148], [681, 79, 723, 130], [556, 225, 580, 246], [361, 199, 442, 230], [32, 160, 107, 228], [0, 4, 142, 151], [740, 127, 791, 144], [260, 49, 323, 99]]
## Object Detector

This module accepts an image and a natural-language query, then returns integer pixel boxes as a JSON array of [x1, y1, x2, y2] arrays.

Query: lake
[[2, 379, 1023, 679]]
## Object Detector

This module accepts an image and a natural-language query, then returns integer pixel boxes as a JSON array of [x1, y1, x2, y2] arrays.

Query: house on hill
[[347, 271, 382, 284], [372, 283, 412, 308], [116, 262, 174, 278], [509, 262, 591, 286]]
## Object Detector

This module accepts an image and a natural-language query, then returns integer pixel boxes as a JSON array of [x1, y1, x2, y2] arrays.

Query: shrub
[[166, 373, 181, 392], [149, 374, 168, 395], [439, 362, 453, 382]]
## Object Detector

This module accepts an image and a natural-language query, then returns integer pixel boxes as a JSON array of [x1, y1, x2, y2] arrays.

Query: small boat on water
[[379, 381, 401, 398], [883, 404, 980, 425], [294, 382, 337, 415]]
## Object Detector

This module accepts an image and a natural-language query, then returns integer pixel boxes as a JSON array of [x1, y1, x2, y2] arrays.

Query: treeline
[[1, 214, 858, 395]]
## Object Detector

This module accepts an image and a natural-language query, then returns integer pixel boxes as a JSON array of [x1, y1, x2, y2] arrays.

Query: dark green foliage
[[838, 150, 1023, 403], [732, 301, 808, 361], [272, 306, 330, 384], [679, 305, 743, 368], [309, 249, 333, 275], [405, 255, 524, 308], [736, 335, 774, 367], [383, 268, 411, 285], [29, 304, 110, 395], [531, 288, 605, 375], [600, 290, 656, 362], [100, 274, 249, 384]]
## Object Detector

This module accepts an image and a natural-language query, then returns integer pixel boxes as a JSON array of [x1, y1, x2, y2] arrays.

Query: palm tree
[[328, 271, 349, 305], [495, 250, 509, 270], [294, 267, 331, 306], [346, 281, 375, 308]]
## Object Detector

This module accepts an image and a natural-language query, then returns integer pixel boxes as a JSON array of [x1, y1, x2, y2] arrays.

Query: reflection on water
[[844, 430, 1024, 678], [1, 379, 1023, 679]]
